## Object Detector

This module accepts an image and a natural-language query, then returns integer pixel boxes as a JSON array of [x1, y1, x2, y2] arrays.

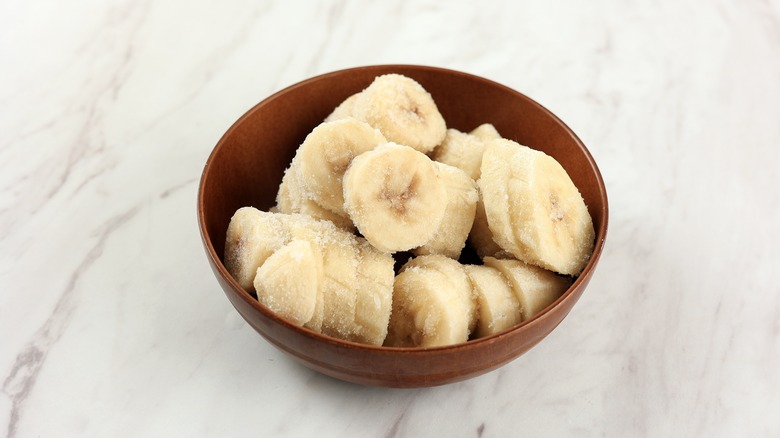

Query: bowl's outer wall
[[198, 65, 608, 387]]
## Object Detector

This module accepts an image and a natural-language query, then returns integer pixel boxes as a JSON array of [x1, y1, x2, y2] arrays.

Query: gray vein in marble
[[1, 206, 140, 438], [159, 177, 198, 199], [383, 409, 406, 438]]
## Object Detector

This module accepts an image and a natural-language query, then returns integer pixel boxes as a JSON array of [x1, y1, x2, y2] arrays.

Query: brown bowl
[[197, 65, 608, 388]]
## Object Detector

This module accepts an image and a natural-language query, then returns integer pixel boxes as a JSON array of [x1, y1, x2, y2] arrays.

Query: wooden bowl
[[197, 65, 608, 388]]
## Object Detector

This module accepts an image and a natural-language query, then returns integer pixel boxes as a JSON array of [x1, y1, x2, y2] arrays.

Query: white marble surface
[[2, 0, 779, 436]]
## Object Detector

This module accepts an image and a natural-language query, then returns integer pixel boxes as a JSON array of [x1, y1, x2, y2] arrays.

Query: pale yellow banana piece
[[253, 239, 322, 326], [276, 159, 355, 231], [285, 213, 393, 344], [224, 207, 290, 292], [343, 143, 447, 253], [385, 255, 476, 347], [352, 240, 395, 345], [295, 118, 386, 215], [325, 92, 362, 122], [431, 129, 486, 180], [479, 139, 595, 275], [469, 123, 501, 142], [349, 74, 446, 153], [414, 162, 478, 259], [483, 257, 571, 321], [467, 194, 505, 258], [464, 265, 522, 338]]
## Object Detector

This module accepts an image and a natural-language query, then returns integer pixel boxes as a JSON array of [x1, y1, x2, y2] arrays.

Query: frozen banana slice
[[276, 159, 355, 231], [224, 207, 289, 292], [352, 241, 395, 345], [469, 123, 501, 142], [480, 139, 595, 275], [385, 256, 475, 348], [350, 74, 446, 153], [464, 265, 522, 338], [414, 162, 478, 259], [483, 257, 571, 321], [325, 92, 362, 122], [431, 128, 487, 180], [467, 194, 505, 259], [253, 239, 322, 326], [295, 118, 386, 215], [343, 143, 447, 253]]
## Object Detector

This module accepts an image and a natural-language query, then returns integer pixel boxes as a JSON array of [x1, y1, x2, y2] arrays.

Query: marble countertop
[[2, 0, 778, 436]]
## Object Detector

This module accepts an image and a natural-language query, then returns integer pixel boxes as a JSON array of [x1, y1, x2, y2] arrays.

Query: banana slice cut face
[[385, 255, 476, 348], [254, 239, 322, 326], [224, 207, 290, 292], [343, 143, 447, 253], [295, 118, 386, 216], [479, 139, 595, 275], [345, 74, 447, 154]]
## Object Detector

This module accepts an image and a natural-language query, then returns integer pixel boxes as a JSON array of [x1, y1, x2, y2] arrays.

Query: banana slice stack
[[224, 73, 595, 348]]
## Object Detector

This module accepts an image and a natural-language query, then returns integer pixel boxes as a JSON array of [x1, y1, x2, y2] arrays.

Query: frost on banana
[[479, 138, 595, 275], [326, 74, 447, 154], [385, 255, 476, 348], [224, 208, 393, 345], [343, 143, 448, 253], [413, 162, 478, 259]]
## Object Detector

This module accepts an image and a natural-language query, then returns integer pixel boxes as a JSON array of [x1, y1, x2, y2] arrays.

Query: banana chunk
[[325, 92, 362, 122], [432, 129, 487, 180], [353, 240, 395, 345], [414, 162, 478, 259], [469, 123, 501, 142], [254, 239, 322, 326], [224, 207, 290, 292], [464, 265, 522, 338], [276, 159, 355, 231], [468, 191, 505, 259], [349, 74, 446, 154], [479, 139, 595, 275], [295, 118, 386, 216], [483, 257, 571, 321], [343, 143, 447, 253], [385, 255, 476, 347]]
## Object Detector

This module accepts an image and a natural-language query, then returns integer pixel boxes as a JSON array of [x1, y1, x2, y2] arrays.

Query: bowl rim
[[197, 64, 609, 354]]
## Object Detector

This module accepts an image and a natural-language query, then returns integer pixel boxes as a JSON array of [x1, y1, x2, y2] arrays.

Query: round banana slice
[[350, 74, 446, 154], [483, 257, 572, 321], [464, 265, 522, 338], [295, 118, 386, 215], [469, 123, 501, 142], [414, 162, 478, 259], [405, 254, 478, 333], [385, 255, 475, 347], [325, 92, 362, 122], [479, 139, 595, 275], [343, 143, 447, 253], [431, 128, 487, 180], [254, 239, 322, 326], [276, 159, 355, 231], [224, 207, 290, 292]]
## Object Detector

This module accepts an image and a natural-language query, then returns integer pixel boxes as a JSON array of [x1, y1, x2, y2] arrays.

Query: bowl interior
[[198, 65, 608, 387]]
